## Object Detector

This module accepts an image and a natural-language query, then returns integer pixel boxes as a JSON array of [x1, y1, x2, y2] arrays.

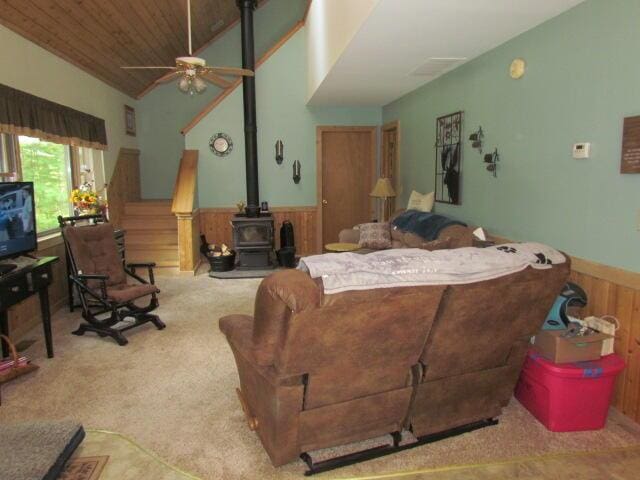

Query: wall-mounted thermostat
[[572, 142, 591, 159]]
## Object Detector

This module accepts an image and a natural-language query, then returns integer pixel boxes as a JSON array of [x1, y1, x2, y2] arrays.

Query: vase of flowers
[[70, 184, 100, 216]]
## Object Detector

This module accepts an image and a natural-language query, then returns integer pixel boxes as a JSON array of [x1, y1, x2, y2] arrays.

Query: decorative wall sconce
[[469, 126, 484, 153], [292, 160, 301, 184], [275, 140, 284, 165], [484, 148, 500, 177]]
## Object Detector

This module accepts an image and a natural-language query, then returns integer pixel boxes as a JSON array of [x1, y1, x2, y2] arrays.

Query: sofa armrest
[[220, 314, 256, 363], [219, 314, 303, 387], [338, 228, 360, 244]]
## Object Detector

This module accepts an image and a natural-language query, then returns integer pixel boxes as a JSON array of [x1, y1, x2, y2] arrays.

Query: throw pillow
[[406, 190, 434, 212], [358, 222, 391, 250]]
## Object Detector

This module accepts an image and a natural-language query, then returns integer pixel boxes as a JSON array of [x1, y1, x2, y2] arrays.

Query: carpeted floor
[[1, 270, 639, 480]]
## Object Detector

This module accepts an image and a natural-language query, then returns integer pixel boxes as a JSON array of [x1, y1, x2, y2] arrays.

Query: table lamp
[[370, 177, 396, 222]]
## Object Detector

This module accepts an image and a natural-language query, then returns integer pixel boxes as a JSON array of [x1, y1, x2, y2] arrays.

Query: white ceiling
[[307, 0, 585, 106]]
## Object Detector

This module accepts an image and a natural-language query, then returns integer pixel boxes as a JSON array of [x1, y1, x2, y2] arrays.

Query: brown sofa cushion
[[358, 222, 391, 249], [63, 223, 126, 288], [106, 283, 159, 303]]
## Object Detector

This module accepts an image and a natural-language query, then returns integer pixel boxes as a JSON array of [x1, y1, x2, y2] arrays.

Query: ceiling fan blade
[[121, 66, 177, 70], [204, 66, 255, 77], [155, 71, 181, 84], [200, 71, 232, 88]]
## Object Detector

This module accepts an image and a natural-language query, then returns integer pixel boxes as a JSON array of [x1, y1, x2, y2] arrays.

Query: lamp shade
[[370, 177, 396, 198]]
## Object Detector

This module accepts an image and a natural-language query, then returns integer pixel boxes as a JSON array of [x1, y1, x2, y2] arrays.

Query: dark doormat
[[60, 456, 108, 480]]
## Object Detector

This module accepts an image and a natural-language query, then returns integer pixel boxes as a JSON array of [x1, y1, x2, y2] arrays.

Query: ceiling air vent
[[410, 58, 467, 77]]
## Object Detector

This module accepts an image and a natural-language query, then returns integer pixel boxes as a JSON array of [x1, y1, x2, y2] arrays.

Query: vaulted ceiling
[[0, 0, 250, 98]]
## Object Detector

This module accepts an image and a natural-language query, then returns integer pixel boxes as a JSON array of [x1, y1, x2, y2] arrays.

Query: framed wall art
[[435, 111, 463, 204], [124, 105, 136, 137]]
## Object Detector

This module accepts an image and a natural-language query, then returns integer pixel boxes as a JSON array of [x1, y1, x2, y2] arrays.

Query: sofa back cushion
[[275, 285, 446, 408], [420, 262, 569, 381]]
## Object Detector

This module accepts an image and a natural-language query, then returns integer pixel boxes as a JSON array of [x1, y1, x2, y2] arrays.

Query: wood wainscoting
[[199, 207, 318, 256], [567, 259, 640, 423], [491, 235, 640, 424], [107, 148, 141, 229]]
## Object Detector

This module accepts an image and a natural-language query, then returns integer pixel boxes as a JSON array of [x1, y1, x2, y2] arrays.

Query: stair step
[[125, 201, 173, 216], [122, 215, 177, 230], [125, 230, 178, 245], [126, 248, 178, 265]]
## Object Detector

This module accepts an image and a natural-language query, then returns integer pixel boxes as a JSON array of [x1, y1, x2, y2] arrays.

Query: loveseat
[[219, 255, 569, 467]]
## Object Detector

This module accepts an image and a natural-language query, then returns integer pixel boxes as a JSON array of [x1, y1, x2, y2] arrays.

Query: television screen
[[0, 182, 37, 260]]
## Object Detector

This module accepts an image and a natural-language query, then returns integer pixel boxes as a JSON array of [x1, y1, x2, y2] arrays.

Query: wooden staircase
[[121, 200, 179, 267]]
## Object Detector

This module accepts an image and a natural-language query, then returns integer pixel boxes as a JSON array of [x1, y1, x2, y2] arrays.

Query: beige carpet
[[1, 270, 639, 480]]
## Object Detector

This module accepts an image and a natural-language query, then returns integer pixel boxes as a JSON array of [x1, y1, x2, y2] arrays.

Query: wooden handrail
[[171, 150, 198, 215]]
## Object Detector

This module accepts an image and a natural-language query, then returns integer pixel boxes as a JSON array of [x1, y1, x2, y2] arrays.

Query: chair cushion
[[106, 283, 159, 303], [358, 222, 391, 250], [63, 224, 126, 287]]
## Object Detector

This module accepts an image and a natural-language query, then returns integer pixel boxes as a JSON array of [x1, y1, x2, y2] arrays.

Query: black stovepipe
[[237, 0, 260, 218]]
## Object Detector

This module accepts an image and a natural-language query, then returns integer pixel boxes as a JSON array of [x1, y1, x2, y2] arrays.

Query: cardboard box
[[532, 330, 613, 363]]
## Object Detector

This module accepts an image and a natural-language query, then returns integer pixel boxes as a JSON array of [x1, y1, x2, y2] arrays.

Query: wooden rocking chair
[[61, 223, 165, 346]]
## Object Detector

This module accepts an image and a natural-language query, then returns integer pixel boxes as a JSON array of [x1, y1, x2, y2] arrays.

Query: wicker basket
[[0, 334, 38, 405]]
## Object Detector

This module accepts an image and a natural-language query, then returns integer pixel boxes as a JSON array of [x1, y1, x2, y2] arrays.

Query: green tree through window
[[19, 136, 72, 232]]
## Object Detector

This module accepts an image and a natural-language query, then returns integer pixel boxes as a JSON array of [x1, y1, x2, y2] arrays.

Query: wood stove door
[[318, 127, 376, 248]]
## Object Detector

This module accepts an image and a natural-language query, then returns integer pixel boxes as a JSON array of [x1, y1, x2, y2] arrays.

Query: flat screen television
[[0, 181, 37, 262]]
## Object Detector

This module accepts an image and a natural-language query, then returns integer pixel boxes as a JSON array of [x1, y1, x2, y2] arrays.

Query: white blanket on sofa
[[298, 243, 565, 294]]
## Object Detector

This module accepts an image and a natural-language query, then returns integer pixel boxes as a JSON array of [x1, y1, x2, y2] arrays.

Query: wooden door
[[381, 121, 400, 215], [317, 127, 376, 250]]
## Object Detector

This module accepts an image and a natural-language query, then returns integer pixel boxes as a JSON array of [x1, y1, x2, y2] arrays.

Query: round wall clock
[[509, 58, 526, 79], [209, 133, 233, 156]]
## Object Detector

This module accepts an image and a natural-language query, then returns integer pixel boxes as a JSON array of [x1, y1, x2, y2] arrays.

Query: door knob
[[322, 199, 328, 205]]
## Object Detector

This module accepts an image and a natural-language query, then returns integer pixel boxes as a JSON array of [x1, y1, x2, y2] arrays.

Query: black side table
[[0, 256, 59, 359]]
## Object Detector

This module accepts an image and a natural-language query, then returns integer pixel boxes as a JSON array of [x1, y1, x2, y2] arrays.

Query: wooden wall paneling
[[107, 148, 141, 229]]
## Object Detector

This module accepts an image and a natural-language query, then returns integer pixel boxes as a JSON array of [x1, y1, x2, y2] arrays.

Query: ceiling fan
[[121, 0, 254, 95]]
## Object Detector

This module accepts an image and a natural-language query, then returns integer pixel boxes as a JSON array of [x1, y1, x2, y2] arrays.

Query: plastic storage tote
[[515, 350, 625, 432]]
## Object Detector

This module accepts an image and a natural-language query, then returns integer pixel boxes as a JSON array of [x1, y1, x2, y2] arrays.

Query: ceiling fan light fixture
[[193, 76, 207, 94], [177, 74, 207, 95], [178, 75, 192, 94]]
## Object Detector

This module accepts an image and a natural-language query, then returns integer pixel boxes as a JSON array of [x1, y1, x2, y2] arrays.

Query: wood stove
[[232, 214, 274, 269]]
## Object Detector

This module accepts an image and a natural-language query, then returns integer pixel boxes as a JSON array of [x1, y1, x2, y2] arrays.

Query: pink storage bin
[[515, 350, 625, 432]]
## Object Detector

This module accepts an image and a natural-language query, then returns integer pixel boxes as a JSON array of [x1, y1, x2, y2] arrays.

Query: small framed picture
[[124, 105, 136, 136]]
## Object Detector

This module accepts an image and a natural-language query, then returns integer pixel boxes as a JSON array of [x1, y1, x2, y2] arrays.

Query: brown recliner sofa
[[219, 259, 569, 468]]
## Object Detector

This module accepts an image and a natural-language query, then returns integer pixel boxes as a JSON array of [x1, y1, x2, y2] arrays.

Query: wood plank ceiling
[[0, 0, 242, 98]]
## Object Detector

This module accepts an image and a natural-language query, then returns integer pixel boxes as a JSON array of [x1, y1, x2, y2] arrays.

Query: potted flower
[[70, 184, 101, 216]]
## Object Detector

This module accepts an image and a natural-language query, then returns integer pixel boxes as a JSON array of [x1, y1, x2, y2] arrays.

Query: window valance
[[0, 83, 107, 150]]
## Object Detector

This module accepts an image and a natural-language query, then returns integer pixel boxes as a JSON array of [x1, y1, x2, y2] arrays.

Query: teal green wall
[[186, 27, 381, 207], [137, 0, 308, 199], [383, 0, 640, 272]]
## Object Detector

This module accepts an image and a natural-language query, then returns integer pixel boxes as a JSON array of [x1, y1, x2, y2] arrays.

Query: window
[[0, 133, 104, 235]]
